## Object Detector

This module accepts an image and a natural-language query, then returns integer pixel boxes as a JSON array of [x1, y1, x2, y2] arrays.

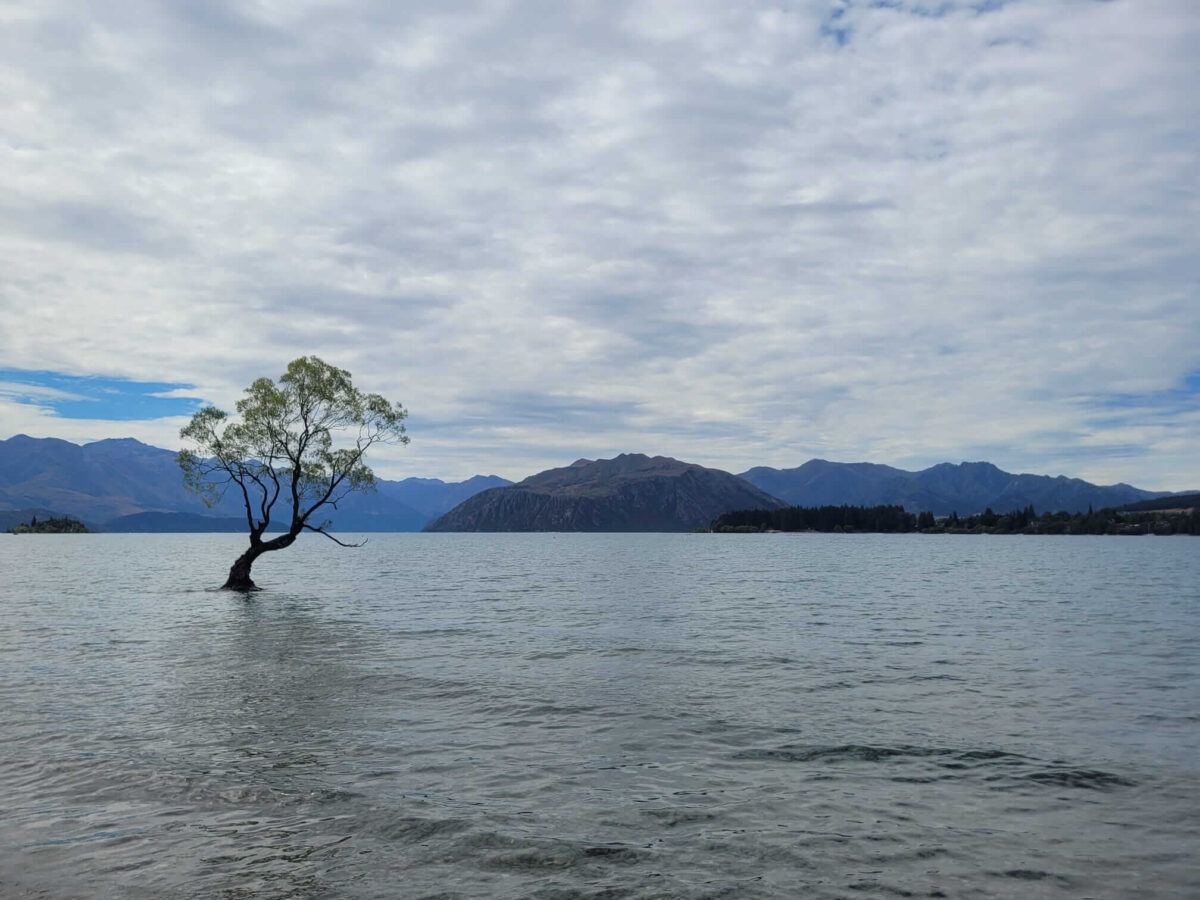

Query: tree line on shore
[[711, 502, 1200, 535]]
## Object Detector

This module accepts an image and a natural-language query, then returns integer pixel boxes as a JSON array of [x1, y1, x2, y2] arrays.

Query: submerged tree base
[[222, 552, 264, 592], [222, 578, 262, 592]]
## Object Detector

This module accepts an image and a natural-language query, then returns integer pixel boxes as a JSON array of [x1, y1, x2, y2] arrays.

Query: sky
[[0, 0, 1197, 488]]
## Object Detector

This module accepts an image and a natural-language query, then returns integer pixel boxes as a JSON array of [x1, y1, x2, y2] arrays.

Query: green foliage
[[177, 356, 409, 541]]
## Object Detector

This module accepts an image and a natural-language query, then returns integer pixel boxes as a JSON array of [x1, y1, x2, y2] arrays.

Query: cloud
[[0, 381, 90, 404], [0, 0, 1197, 488]]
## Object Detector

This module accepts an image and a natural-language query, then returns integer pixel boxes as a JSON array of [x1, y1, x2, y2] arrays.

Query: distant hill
[[0, 435, 199, 522], [1119, 493, 1200, 513], [0, 435, 508, 531], [426, 453, 787, 532], [372, 475, 512, 519], [738, 459, 1174, 515]]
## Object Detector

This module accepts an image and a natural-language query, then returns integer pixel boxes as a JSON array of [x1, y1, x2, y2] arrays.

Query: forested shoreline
[[712, 503, 1200, 536]]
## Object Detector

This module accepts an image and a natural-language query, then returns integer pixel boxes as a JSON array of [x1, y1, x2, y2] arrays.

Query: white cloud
[[0, 381, 90, 403], [0, 0, 1197, 488]]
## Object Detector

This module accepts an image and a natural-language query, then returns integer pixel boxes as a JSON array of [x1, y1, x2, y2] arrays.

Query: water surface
[[1, 533, 1197, 898]]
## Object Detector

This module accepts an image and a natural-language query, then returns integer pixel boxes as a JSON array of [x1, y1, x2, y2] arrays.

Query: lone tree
[[177, 356, 409, 590]]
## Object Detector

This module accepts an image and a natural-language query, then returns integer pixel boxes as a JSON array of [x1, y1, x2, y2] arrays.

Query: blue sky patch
[[0, 369, 205, 420], [820, 7, 851, 46], [1086, 369, 1200, 414]]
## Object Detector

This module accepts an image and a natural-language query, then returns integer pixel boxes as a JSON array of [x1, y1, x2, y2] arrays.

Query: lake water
[[1, 533, 1197, 898]]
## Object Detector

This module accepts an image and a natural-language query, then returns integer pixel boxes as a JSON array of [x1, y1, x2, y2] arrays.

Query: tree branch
[[298, 443, 371, 523], [302, 522, 366, 547]]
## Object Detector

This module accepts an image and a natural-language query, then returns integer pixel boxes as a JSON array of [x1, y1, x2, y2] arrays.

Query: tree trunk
[[221, 531, 298, 591], [223, 546, 263, 591]]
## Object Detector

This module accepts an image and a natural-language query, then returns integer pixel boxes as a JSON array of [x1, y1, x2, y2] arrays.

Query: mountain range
[[0, 434, 1186, 532], [735, 459, 1168, 517], [0, 435, 509, 531]]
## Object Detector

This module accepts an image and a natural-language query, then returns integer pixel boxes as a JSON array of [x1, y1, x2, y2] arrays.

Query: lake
[[1, 533, 1197, 898]]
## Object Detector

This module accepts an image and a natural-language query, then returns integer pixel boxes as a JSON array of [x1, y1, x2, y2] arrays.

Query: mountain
[[0, 435, 191, 521], [739, 460, 924, 508], [738, 459, 1172, 515], [425, 453, 787, 532], [0, 435, 508, 531], [373, 475, 512, 519]]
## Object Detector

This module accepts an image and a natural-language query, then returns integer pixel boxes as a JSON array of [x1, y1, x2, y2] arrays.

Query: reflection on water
[[1, 533, 1198, 898]]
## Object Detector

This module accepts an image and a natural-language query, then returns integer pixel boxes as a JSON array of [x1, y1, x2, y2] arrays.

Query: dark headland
[[424, 453, 786, 532]]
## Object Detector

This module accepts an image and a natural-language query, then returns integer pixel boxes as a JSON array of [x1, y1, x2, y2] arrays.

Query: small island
[[7, 514, 91, 534]]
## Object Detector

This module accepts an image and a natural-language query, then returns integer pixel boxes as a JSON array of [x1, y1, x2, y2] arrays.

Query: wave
[[731, 743, 1136, 791]]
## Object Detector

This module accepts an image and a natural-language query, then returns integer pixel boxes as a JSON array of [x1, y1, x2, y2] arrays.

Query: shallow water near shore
[[1, 532, 1197, 898]]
